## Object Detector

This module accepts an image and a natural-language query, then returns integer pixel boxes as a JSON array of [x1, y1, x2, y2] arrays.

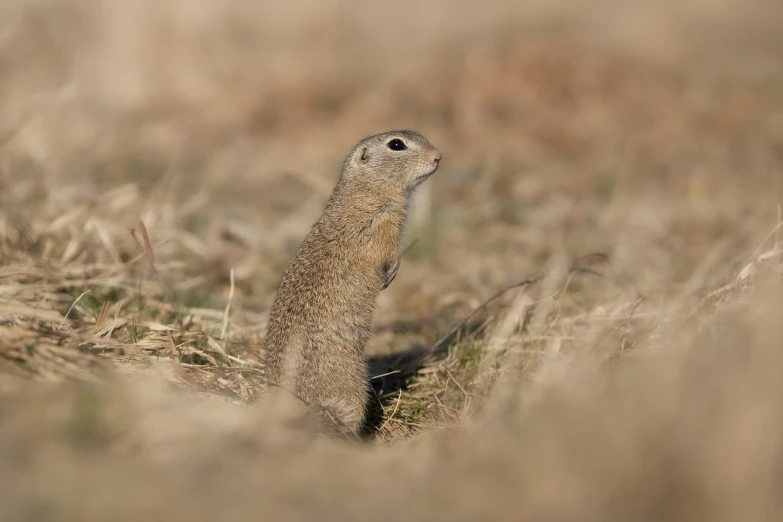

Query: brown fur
[[264, 130, 442, 437]]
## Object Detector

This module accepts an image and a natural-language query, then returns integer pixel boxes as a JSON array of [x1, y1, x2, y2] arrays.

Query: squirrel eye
[[387, 138, 407, 151]]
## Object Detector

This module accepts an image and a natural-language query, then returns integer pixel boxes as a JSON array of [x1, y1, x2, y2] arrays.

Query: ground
[[0, 0, 782, 520]]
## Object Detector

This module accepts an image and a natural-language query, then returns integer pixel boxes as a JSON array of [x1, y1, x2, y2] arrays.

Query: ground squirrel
[[264, 130, 442, 436]]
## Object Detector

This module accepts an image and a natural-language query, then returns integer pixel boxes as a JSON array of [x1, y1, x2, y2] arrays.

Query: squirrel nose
[[432, 151, 442, 164]]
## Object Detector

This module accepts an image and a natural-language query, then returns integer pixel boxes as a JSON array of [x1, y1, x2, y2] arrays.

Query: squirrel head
[[341, 130, 442, 194]]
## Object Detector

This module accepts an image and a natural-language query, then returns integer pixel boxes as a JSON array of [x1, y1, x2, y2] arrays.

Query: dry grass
[[1, 0, 782, 519]]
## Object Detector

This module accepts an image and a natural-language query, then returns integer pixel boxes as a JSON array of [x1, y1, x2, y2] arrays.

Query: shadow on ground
[[361, 345, 429, 437]]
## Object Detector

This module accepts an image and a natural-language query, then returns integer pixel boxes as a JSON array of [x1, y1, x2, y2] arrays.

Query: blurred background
[[2, 0, 781, 314], [1, 1, 783, 519]]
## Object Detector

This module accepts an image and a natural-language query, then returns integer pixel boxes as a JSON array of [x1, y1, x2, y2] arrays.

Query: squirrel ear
[[359, 147, 369, 162]]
